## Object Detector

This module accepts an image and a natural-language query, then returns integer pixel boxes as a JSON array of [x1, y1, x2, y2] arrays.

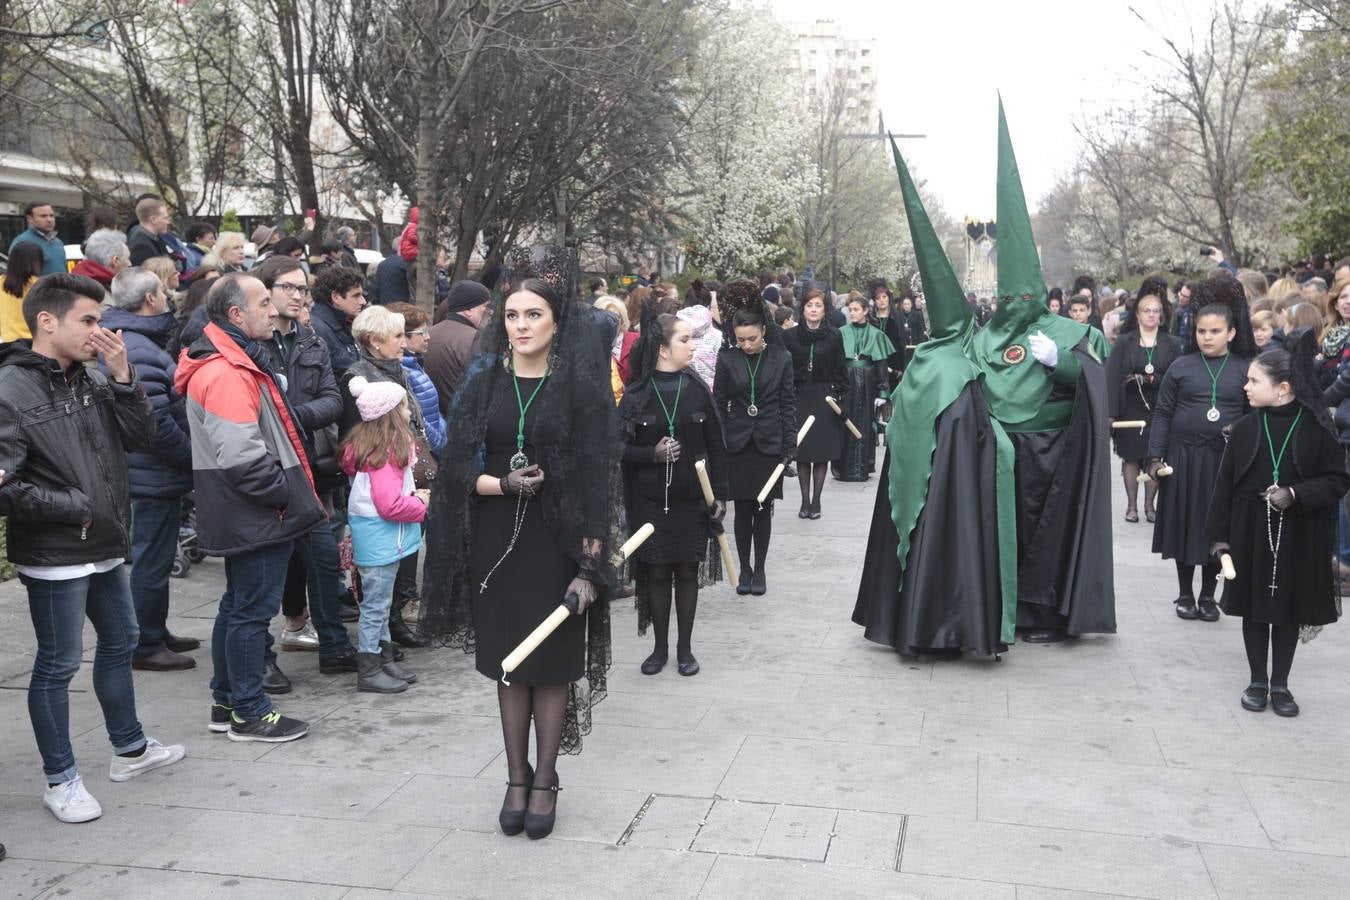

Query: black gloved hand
[[564, 576, 598, 615], [709, 499, 726, 523], [500, 464, 544, 498], [1209, 541, 1231, 559], [1145, 458, 1163, 481], [1264, 486, 1295, 510], [653, 437, 682, 463]]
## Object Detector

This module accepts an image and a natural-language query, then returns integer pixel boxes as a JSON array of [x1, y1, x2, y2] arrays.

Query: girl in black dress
[[834, 296, 895, 481], [1207, 329, 1350, 717], [1107, 278, 1182, 523], [714, 294, 796, 596], [895, 294, 927, 373], [620, 312, 728, 676], [782, 290, 847, 518], [871, 287, 905, 375], [1147, 304, 1248, 622], [421, 247, 619, 841]]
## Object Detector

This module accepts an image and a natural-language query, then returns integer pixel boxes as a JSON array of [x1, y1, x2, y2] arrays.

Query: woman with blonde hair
[[1319, 275, 1350, 387], [199, 232, 247, 275], [1268, 276, 1300, 300], [595, 295, 640, 384]]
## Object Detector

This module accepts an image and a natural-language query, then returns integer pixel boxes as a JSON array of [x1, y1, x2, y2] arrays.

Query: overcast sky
[[768, 0, 1222, 220]]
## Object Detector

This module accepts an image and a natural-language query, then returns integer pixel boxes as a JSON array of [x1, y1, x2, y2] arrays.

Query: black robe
[[1105, 330, 1183, 460], [854, 384, 1007, 656], [1205, 403, 1350, 625]]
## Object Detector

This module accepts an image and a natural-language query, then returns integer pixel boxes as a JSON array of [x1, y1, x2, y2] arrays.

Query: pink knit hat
[[347, 376, 406, 421]]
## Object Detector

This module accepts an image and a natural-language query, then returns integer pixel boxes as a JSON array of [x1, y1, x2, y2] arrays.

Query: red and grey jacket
[[175, 321, 326, 556]]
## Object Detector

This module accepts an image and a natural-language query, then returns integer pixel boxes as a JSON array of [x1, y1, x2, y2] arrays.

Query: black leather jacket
[[713, 344, 797, 459], [0, 343, 156, 565]]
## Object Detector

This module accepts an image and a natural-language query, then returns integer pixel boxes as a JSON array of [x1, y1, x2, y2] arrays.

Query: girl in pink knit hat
[[339, 376, 430, 693]]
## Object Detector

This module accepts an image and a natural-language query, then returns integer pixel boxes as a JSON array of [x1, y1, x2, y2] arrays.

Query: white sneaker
[[43, 776, 102, 823], [109, 737, 187, 783], [280, 620, 320, 651]]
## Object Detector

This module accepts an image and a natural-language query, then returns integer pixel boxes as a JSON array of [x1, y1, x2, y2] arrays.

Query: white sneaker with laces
[[43, 776, 103, 823], [108, 737, 187, 782], [280, 620, 320, 651]]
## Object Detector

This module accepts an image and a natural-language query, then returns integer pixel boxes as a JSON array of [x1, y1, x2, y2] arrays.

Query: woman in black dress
[[421, 247, 619, 841], [1106, 278, 1182, 523], [782, 289, 847, 518], [834, 296, 895, 481], [714, 286, 796, 596], [1207, 329, 1350, 717], [894, 294, 927, 373], [620, 311, 728, 676], [1146, 303, 1248, 622], [871, 286, 905, 375]]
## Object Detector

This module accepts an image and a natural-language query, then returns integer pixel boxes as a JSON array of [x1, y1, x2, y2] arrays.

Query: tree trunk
[[414, 37, 439, 316]]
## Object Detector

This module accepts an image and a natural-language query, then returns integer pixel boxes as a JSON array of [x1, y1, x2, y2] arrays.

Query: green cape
[[843, 321, 896, 362]]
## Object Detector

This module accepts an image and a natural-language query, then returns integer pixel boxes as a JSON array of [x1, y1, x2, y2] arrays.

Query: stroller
[[170, 495, 206, 578]]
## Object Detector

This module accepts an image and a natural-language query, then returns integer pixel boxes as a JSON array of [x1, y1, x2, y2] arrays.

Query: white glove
[[1028, 331, 1058, 368]]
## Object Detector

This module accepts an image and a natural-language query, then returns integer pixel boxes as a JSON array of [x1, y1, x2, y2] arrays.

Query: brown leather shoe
[[132, 649, 197, 671], [164, 633, 201, 653]]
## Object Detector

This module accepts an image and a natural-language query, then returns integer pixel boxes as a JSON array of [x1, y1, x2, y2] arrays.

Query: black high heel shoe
[[736, 567, 753, 595], [525, 773, 561, 840], [798, 503, 811, 519], [809, 499, 821, 520], [498, 763, 533, 836]]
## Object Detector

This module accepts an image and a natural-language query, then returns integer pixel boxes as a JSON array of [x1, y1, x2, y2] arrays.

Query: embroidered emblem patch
[[1002, 344, 1028, 365]]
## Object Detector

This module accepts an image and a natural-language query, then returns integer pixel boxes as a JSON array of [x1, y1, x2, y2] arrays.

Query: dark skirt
[[1111, 386, 1156, 460], [629, 493, 709, 563], [471, 491, 583, 684], [1151, 439, 1223, 567], [833, 366, 879, 482], [1220, 495, 1340, 626], [728, 448, 782, 501], [795, 382, 846, 463]]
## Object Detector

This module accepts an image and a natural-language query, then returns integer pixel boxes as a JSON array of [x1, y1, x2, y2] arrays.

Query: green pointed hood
[[891, 135, 967, 341], [994, 95, 1046, 304]]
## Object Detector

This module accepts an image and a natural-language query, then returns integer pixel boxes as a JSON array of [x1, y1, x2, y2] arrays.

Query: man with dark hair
[[588, 277, 605, 300], [128, 198, 173, 266], [310, 266, 366, 376], [8, 201, 67, 275], [175, 273, 325, 743], [254, 257, 356, 679], [0, 272, 185, 823], [104, 268, 200, 672], [426, 279, 491, 413], [184, 222, 217, 275], [1171, 278, 1195, 353]]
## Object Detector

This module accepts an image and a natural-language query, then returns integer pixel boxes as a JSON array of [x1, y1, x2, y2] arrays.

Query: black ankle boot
[[751, 568, 767, 596], [389, 604, 430, 648], [1174, 596, 1198, 620], [736, 566, 752, 595], [525, 773, 560, 840]]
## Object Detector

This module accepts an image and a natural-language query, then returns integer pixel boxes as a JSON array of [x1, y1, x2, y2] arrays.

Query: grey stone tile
[[979, 754, 1268, 848], [624, 794, 711, 850], [690, 798, 775, 855], [559, 723, 745, 795], [592, 689, 713, 731], [34, 864, 349, 898], [132, 810, 445, 889], [0, 858, 81, 900], [1015, 888, 1147, 900], [1155, 727, 1350, 782], [826, 810, 903, 870], [901, 816, 1215, 899], [1238, 774, 1350, 855], [0, 794, 207, 866], [756, 803, 836, 861], [795, 674, 1010, 718], [604, 662, 807, 702], [719, 736, 977, 819], [922, 714, 1165, 766], [105, 755, 412, 820], [396, 828, 714, 897], [697, 696, 924, 747], [1006, 681, 1242, 732], [700, 854, 1015, 899], [275, 705, 502, 777], [1200, 843, 1350, 899], [341, 891, 449, 900]]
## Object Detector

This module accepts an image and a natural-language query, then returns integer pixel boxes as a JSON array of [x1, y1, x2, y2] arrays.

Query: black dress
[[1206, 403, 1350, 625], [621, 369, 728, 563], [470, 377, 583, 684], [714, 345, 796, 501], [781, 324, 847, 464], [1106, 330, 1183, 460], [1147, 353, 1249, 566]]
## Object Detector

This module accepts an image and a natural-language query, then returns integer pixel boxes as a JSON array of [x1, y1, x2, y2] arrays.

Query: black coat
[[0, 343, 156, 565], [1206, 404, 1350, 624], [1323, 365, 1350, 443], [309, 300, 360, 377], [261, 321, 343, 483], [781, 324, 848, 397], [128, 227, 170, 266], [713, 344, 796, 458]]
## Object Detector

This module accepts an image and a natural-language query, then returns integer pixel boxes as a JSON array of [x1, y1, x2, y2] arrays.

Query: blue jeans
[[212, 541, 293, 719], [1339, 497, 1350, 566], [355, 562, 397, 653], [265, 521, 350, 664], [130, 496, 184, 658], [23, 566, 145, 783]]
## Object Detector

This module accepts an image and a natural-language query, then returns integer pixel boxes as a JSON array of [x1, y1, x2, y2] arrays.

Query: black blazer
[[714, 344, 797, 458]]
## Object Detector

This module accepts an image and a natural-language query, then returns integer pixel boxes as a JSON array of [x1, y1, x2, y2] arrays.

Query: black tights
[[1243, 620, 1298, 688], [1175, 560, 1221, 599], [1120, 459, 1157, 514], [734, 500, 773, 573], [647, 562, 699, 662], [797, 463, 828, 510], [498, 682, 568, 814]]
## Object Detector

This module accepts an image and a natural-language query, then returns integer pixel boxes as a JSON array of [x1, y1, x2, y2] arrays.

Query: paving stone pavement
[[1, 471, 1348, 898]]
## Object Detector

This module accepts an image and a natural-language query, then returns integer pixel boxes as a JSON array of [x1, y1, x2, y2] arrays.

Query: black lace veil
[[419, 244, 621, 754]]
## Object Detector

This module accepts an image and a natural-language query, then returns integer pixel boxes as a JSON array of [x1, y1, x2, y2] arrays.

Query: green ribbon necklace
[[1200, 354, 1229, 422], [1262, 405, 1302, 597], [1262, 407, 1302, 486], [744, 352, 763, 417], [653, 373, 684, 514], [509, 371, 548, 471]]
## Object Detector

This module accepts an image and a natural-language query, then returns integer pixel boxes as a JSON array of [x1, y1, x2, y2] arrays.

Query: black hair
[[508, 276, 564, 323], [272, 236, 305, 258], [312, 265, 364, 305], [1067, 295, 1091, 309], [1047, 287, 1063, 302], [22, 272, 105, 333], [179, 277, 214, 321], [1070, 274, 1096, 296], [1194, 303, 1234, 328], [1120, 274, 1173, 333], [1255, 327, 1336, 433], [320, 238, 343, 254], [773, 305, 795, 326], [253, 255, 305, 288], [1191, 276, 1256, 357], [588, 278, 605, 293], [732, 307, 765, 330], [22, 200, 52, 218], [3, 241, 46, 297], [186, 222, 217, 244], [85, 206, 118, 234]]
